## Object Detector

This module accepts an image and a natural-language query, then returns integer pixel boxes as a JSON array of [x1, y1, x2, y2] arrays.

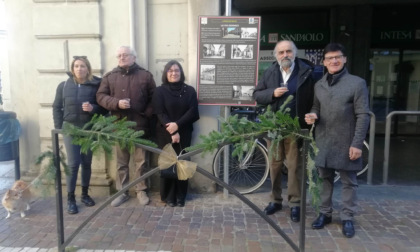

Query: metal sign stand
[[222, 0, 232, 199]]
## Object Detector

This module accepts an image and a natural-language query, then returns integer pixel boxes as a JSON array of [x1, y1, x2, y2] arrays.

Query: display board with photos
[[197, 16, 261, 106]]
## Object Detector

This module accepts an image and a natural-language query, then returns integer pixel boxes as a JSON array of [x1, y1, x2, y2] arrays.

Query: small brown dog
[[2, 180, 31, 218]]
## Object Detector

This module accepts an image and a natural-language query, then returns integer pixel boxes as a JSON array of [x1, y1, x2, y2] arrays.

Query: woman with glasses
[[53, 56, 107, 214], [152, 60, 199, 207]]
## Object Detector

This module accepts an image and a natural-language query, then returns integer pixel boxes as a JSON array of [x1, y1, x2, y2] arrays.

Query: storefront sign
[[260, 30, 329, 48], [372, 29, 419, 43], [197, 16, 261, 106]]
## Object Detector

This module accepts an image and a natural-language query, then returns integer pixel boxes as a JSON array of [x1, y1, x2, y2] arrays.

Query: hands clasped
[[166, 122, 180, 143]]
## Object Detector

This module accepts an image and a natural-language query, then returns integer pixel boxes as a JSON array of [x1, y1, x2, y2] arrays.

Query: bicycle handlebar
[[230, 106, 266, 122]]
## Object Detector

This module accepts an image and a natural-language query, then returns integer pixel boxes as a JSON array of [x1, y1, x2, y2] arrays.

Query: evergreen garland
[[62, 114, 157, 157], [307, 125, 321, 212], [32, 109, 321, 210], [33, 146, 69, 196], [187, 96, 322, 211], [33, 115, 157, 195]]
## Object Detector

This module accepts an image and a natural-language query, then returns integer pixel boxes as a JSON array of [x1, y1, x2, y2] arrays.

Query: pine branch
[[62, 115, 157, 158], [32, 146, 69, 197], [306, 125, 321, 212], [32, 115, 157, 196], [187, 96, 322, 211], [187, 102, 307, 158]]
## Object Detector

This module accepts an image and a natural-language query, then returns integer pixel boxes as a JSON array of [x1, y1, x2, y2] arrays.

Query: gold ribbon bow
[[158, 143, 197, 180]]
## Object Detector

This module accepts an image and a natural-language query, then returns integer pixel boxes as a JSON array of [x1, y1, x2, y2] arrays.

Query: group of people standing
[[52, 40, 370, 239], [53, 46, 199, 214], [254, 40, 369, 238]]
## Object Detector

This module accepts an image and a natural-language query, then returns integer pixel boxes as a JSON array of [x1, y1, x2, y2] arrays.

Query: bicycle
[[212, 107, 370, 194]]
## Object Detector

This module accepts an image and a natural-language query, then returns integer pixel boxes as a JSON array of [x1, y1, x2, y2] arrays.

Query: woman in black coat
[[53, 56, 107, 214], [152, 60, 199, 207]]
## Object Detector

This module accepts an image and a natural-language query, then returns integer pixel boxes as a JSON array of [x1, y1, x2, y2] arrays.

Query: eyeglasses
[[167, 69, 180, 74], [73, 56, 87, 60], [116, 53, 132, 59], [324, 55, 344, 62]]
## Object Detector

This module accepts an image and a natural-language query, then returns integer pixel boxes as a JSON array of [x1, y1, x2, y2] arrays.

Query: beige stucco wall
[[3, 0, 220, 194]]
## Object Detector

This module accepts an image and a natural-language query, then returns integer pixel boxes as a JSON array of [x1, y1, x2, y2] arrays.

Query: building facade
[[2, 0, 420, 193], [2, 0, 220, 195]]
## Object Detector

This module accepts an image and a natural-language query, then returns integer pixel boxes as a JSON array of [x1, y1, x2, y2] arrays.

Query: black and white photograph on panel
[[241, 27, 258, 39], [232, 85, 255, 101], [200, 65, 216, 84], [203, 44, 226, 59], [231, 45, 254, 60]]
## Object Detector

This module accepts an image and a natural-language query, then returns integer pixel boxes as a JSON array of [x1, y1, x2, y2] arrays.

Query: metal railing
[[367, 111, 376, 185], [52, 129, 310, 252], [383, 111, 420, 185]]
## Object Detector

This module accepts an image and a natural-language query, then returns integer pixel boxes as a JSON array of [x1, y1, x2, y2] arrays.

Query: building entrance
[[369, 49, 420, 135]]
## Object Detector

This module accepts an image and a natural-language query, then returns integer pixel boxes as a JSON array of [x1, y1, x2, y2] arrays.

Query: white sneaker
[[111, 193, 130, 207], [137, 191, 150, 205]]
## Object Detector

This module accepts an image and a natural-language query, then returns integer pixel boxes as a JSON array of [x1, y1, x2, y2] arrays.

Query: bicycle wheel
[[213, 142, 269, 194], [334, 140, 369, 183]]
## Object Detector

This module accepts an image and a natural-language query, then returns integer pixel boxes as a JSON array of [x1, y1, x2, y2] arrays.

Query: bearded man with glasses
[[97, 46, 156, 207], [305, 43, 370, 238]]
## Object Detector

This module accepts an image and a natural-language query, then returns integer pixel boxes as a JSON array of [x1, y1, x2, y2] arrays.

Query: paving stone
[[2, 163, 420, 252]]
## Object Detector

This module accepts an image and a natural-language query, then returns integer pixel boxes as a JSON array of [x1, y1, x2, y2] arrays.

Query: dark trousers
[[156, 122, 193, 203], [63, 136, 92, 193], [318, 167, 358, 221], [160, 177, 188, 203]]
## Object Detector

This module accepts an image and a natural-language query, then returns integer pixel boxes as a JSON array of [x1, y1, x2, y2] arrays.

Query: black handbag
[[160, 163, 178, 179], [160, 143, 183, 179]]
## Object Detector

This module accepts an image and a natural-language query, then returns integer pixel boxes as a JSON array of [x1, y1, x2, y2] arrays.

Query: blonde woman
[[53, 56, 107, 214]]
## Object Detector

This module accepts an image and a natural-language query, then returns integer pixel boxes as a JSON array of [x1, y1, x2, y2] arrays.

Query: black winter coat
[[152, 82, 199, 151], [53, 73, 107, 129], [253, 58, 316, 129]]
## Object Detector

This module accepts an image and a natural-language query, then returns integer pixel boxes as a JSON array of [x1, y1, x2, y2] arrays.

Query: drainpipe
[[129, 0, 136, 49], [130, 0, 149, 69]]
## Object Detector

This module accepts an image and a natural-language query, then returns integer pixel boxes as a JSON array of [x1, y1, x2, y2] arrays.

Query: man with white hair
[[253, 40, 316, 222], [97, 46, 156, 207]]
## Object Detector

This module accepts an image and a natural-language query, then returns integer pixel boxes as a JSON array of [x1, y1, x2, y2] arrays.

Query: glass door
[[401, 50, 420, 133], [369, 49, 420, 135]]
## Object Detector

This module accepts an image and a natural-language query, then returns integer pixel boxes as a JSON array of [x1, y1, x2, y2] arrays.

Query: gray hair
[[117, 46, 137, 58], [273, 40, 298, 56]]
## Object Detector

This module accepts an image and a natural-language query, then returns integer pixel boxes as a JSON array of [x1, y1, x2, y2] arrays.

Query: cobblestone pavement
[[1, 160, 420, 252]]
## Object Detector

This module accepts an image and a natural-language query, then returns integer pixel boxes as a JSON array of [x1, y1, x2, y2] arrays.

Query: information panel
[[197, 16, 261, 106]]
